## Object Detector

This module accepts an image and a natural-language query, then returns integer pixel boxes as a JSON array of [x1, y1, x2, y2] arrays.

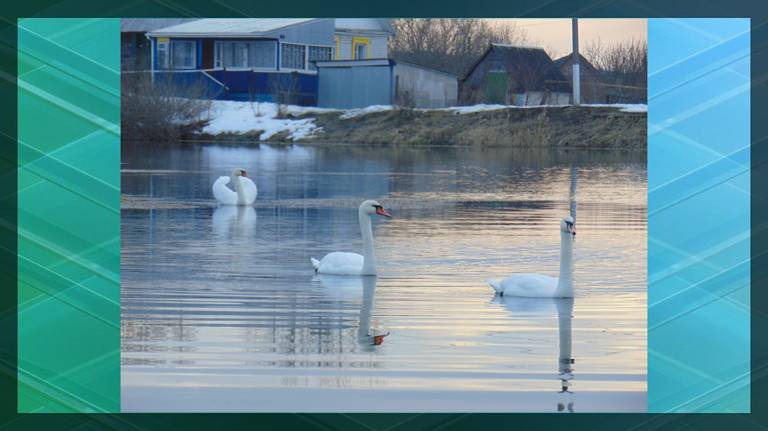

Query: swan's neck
[[554, 231, 574, 297], [231, 175, 245, 204], [359, 212, 377, 275]]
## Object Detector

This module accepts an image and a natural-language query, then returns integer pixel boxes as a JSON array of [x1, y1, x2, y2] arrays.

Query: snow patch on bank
[[200, 100, 647, 139], [339, 105, 395, 119], [443, 103, 647, 115], [203, 101, 333, 140], [443, 104, 508, 114], [586, 103, 647, 113]]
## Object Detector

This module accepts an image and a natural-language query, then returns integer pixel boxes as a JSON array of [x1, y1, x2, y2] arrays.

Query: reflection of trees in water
[[122, 144, 645, 207], [233, 276, 384, 368], [121, 277, 383, 368], [121, 315, 200, 367], [122, 318, 200, 347]]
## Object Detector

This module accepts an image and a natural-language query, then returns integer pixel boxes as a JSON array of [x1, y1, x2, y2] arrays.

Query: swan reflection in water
[[314, 274, 389, 351], [212, 205, 257, 240], [496, 296, 576, 413]]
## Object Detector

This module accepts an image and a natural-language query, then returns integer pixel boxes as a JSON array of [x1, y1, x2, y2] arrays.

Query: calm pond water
[[121, 143, 647, 412]]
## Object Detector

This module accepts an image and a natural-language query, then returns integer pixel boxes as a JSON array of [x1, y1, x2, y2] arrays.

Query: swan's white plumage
[[213, 175, 257, 205], [311, 252, 366, 275], [311, 200, 390, 276], [488, 217, 575, 298], [487, 274, 558, 298]]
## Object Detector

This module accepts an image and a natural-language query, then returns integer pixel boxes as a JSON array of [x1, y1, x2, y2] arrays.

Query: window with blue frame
[[171, 40, 196, 69], [214, 40, 276, 69], [280, 43, 306, 70], [156, 39, 169, 69], [308, 46, 333, 71]]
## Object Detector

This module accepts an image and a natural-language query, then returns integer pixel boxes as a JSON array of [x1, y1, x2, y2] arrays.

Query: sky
[[492, 19, 647, 59]]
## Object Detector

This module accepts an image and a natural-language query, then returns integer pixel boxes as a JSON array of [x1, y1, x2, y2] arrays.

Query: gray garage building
[[316, 59, 457, 109]]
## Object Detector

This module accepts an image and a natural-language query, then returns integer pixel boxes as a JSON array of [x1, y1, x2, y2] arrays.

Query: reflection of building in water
[[556, 298, 575, 413]]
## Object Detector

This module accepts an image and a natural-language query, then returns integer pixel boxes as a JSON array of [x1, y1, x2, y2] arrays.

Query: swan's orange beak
[[241, 170, 248, 177], [376, 207, 392, 218]]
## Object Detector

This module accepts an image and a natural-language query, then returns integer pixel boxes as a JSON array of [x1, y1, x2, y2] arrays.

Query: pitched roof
[[334, 18, 395, 34], [553, 53, 598, 73], [316, 58, 394, 68], [147, 18, 320, 37], [120, 18, 199, 32], [463, 44, 570, 92]]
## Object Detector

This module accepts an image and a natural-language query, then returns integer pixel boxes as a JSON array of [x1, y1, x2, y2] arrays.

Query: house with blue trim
[[143, 18, 395, 105], [121, 19, 197, 71]]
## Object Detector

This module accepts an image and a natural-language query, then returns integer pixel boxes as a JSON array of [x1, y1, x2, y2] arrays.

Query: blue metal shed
[[316, 59, 395, 109], [316, 58, 458, 109]]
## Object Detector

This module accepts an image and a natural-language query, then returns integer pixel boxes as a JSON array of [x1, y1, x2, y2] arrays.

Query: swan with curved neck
[[311, 200, 392, 276], [212, 168, 257, 206], [487, 216, 576, 298]]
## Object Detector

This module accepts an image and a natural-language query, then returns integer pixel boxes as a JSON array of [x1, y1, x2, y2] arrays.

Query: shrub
[[121, 72, 214, 142]]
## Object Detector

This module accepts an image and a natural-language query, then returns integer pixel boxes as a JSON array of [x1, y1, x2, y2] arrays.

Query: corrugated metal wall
[[394, 63, 457, 108], [317, 65, 393, 108]]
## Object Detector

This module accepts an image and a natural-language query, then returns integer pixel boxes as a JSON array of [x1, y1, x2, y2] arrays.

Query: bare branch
[[389, 19, 529, 76]]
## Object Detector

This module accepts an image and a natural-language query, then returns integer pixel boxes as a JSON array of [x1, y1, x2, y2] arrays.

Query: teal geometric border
[[17, 18, 120, 413], [648, 18, 750, 413], [11, 15, 754, 417]]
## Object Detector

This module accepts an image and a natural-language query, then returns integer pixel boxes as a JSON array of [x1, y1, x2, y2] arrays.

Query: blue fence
[[152, 70, 319, 105]]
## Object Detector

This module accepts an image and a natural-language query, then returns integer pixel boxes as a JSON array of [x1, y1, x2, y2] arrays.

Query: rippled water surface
[[121, 143, 647, 412]]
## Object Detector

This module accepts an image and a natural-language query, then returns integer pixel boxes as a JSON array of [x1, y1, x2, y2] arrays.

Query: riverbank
[[190, 101, 647, 149]]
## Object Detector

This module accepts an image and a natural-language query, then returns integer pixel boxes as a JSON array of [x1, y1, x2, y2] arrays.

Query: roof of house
[[463, 43, 570, 92], [315, 58, 456, 78], [121, 18, 199, 32], [394, 60, 457, 78], [553, 53, 599, 73], [334, 18, 395, 34], [316, 58, 394, 68], [147, 18, 322, 37]]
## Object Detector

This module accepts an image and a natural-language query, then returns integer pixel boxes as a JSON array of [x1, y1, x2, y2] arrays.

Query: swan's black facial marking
[[372, 204, 392, 218], [565, 220, 576, 236]]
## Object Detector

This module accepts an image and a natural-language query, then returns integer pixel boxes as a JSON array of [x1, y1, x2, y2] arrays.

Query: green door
[[485, 71, 508, 104]]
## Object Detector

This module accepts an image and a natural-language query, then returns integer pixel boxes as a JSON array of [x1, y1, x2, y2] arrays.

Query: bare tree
[[584, 38, 647, 102], [389, 19, 528, 76], [269, 72, 302, 118], [121, 72, 213, 142]]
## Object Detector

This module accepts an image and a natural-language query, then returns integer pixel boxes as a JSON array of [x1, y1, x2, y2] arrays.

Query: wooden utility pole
[[571, 18, 581, 105]]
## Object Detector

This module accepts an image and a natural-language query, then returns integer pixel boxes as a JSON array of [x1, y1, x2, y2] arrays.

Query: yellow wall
[[334, 36, 340, 59], [352, 37, 370, 59]]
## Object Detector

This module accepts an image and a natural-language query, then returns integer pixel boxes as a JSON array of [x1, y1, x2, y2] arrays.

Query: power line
[[507, 19, 571, 28]]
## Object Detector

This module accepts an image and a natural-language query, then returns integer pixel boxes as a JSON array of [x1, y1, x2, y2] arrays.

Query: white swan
[[311, 200, 392, 276], [212, 168, 257, 205], [488, 216, 576, 298]]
